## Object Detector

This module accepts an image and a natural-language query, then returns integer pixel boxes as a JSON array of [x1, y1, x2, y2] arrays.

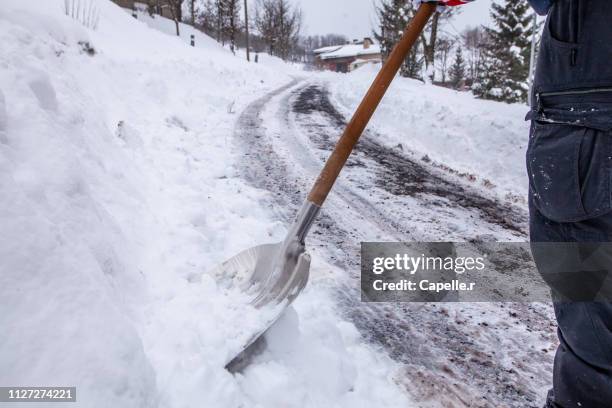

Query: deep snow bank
[[328, 65, 531, 203], [0, 1, 412, 407]]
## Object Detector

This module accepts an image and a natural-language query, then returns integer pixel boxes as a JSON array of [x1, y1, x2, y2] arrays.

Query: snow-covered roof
[[313, 45, 343, 55], [318, 43, 381, 60]]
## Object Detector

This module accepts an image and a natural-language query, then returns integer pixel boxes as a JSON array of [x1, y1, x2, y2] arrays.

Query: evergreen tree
[[450, 47, 466, 89], [374, 0, 455, 81], [374, 0, 422, 79], [472, 0, 535, 103]]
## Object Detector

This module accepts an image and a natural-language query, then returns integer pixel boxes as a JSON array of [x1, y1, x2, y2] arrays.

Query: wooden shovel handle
[[307, 2, 437, 207]]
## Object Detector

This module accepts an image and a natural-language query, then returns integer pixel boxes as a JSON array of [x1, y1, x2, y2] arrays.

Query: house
[[314, 38, 381, 73]]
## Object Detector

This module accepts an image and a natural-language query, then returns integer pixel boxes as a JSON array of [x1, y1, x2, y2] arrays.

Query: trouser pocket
[[548, 0, 582, 44], [527, 123, 612, 222]]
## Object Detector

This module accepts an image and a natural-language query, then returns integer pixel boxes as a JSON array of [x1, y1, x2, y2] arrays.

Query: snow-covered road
[[234, 79, 558, 407]]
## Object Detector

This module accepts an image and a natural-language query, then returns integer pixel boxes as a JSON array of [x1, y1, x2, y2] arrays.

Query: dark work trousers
[[530, 197, 612, 407], [527, 1, 612, 407]]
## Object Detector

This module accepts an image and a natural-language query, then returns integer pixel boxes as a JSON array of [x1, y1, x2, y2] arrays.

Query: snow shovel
[[217, 2, 438, 371]]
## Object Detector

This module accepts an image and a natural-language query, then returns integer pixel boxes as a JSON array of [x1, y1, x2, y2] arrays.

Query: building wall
[[358, 54, 381, 62], [316, 57, 355, 73], [350, 58, 381, 72], [315, 53, 382, 73]]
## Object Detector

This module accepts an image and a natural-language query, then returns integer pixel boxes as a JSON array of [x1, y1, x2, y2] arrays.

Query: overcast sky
[[293, 0, 493, 40]]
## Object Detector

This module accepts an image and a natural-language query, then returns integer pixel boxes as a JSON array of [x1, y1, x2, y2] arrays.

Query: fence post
[[244, 0, 250, 62], [527, 12, 538, 107], [191, 34, 195, 47]]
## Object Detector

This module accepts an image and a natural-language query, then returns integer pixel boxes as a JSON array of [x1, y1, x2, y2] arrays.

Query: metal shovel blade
[[211, 202, 320, 371]]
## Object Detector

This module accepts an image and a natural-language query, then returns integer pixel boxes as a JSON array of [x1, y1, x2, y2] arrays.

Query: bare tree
[[420, 8, 456, 81], [275, 0, 301, 60], [461, 26, 486, 83], [189, 0, 196, 24], [255, 0, 301, 60], [301, 34, 347, 52], [255, 0, 277, 54], [222, 0, 241, 54], [436, 37, 453, 84], [375, 0, 455, 81], [164, 0, 184, 36], [198, 0, 218, 37], [216, 0, 224, 43]]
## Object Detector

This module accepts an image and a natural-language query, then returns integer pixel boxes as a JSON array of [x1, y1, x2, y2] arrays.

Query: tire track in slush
[[291, 84, 527, 235], [234, 80, 554, 408]]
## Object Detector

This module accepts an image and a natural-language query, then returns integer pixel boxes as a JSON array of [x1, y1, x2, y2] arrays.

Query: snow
[[313, 45, 343, 55], [233, 77, 553, 406], [0, 90, 7, 144], [327, 65, 531, 203], [131, 8, 303, 72], [0, 1, 413, 407], [128, 7, 226, 51], [319, 43, 381, 60], [0, 0, 551, 406]]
